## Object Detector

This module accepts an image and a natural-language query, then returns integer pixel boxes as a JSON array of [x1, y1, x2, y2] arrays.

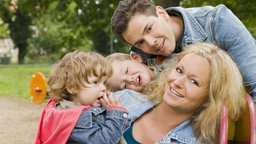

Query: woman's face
[[107, 60, 154, 92], [163, 53, 210, 114]]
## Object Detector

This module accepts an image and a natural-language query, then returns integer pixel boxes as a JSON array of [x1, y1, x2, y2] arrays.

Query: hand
[[100, 92, 120, 108]]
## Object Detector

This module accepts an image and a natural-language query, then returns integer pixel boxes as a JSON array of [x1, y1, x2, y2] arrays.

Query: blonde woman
[[121, 43, 246, 144]]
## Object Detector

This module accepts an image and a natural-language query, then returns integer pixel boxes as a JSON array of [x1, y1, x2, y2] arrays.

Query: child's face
[[76, 75, 108, 107], [162, 54, 210, 114], [107, 59, 154, 92]]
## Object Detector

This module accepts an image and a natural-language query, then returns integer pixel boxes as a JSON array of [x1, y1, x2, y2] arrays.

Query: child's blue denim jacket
[[68, 105, 131, 144]]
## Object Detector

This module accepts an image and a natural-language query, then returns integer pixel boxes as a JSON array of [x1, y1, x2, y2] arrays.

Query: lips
[[134, 75, 142, 86], [170, 88, 183, 98], [155, 39, 165, 52]]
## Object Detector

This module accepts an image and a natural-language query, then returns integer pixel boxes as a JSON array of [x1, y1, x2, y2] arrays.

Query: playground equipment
[[30, 72, 47, 105], [219, 93, 256, 144]]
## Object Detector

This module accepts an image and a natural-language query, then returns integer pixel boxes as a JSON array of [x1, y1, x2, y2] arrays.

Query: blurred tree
[[0, 0, 32, 64], [1, 0, 254, 64], [29, 0, 129, 56], [26, 1, 93, 62], [0, 0, 129, 64]]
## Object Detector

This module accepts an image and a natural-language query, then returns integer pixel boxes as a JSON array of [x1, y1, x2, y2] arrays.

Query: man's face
[[122, 7, 178, 56], [107, 60, 154, 92]]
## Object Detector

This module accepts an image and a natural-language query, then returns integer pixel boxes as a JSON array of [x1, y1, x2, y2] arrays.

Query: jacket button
[[123, 113, 128, 118]]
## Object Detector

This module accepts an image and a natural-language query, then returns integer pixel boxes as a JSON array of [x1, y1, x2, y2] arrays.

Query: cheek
[[166, 72, 175, 82], [189, 90, 208, 104]]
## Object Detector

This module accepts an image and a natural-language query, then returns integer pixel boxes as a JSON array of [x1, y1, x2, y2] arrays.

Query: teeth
[[136, 75, 141, 85], [156, 40, 164, 51], [170, 88, 181, 97]]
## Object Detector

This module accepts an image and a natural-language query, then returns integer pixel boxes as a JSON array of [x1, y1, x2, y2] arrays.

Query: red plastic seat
[[219, 102, 228, 144], [219, 94, 256, 144]]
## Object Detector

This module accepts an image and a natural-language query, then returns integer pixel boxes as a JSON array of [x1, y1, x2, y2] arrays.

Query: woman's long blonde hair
[[143, 43, 246, 143]]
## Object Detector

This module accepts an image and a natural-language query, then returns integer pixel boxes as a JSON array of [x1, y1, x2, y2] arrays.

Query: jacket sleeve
[[68, 108, 131, 144], [113, 89, 155, 121], [213, 4, 256, 104]]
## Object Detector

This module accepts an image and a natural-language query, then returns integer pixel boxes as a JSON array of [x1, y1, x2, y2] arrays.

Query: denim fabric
[[113, 89, 155, 121], [157, 120, 202, 144], [68, 106, 131, 144], [165, 4, 256, 104]]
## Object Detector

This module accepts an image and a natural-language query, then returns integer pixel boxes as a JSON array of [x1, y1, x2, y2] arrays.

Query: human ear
[[66, 84, 77, 95], [130, 53, 143, 63], [156, 6, 169, 20]]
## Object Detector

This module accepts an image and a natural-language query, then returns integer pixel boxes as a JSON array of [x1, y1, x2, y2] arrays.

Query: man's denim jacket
[[114, 89, 201, 144], [165, 4, 256, 104]]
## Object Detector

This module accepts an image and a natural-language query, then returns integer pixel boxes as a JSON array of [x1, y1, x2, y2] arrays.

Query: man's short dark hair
[[111, 0, 157, 40]]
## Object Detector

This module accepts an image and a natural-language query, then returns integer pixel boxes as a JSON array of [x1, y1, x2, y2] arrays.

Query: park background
[[0, 0, 255, 143]]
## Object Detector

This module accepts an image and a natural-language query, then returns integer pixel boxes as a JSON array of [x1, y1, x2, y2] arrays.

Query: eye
[[176, 67, 182, 73], [125, 67, 128, 74], [191, 79, 199, 86], [146, 26, 152, 33], [93, 81, 98, 84], [137, 40, 144, 47]]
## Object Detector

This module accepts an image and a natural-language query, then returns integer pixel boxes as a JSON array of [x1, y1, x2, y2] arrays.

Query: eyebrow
[[133, 23, 149, 46]]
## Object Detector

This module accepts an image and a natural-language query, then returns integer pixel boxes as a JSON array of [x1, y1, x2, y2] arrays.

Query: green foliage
[[0, 0, 255, 65], [0, 0, 32, 64], [0, 22, 9, 38], [0, 65, 50, 99], [0, 0, 129, 65], [181, 0, 256, 38], [26, 1, 94, 64], [75, 0, 128, 54]]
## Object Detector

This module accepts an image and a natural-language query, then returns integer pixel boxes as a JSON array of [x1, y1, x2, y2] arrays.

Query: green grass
[[0, 64, 51, 100]]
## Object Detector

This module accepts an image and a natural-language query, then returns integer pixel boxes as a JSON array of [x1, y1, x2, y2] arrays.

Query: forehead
[[107, 61, 124, 90], [179, 54, 210, 83], [123, 14, 157, 45]]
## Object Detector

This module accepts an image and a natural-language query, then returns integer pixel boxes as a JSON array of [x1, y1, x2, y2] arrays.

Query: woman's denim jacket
[[164, 4, 256, 103], [113, 89, 201, 144], [68, 103, 131, 144]]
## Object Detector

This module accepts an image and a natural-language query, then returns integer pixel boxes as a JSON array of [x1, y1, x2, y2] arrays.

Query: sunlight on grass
[[0, 65, 50, 100]]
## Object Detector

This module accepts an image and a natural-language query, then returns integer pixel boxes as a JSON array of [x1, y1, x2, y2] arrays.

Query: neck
[[169, 14, 184, 45], [150, 102, 192, 129]]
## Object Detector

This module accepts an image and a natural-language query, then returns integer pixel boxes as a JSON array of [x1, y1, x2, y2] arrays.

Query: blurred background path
[[0, 97, 43, 144]]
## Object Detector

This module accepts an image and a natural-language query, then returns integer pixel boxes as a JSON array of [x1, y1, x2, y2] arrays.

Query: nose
[[100, 83, 107, 91], [173, 75, 185, 89], [144, 35, 157, 48], [124, 75, 134, 84]]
